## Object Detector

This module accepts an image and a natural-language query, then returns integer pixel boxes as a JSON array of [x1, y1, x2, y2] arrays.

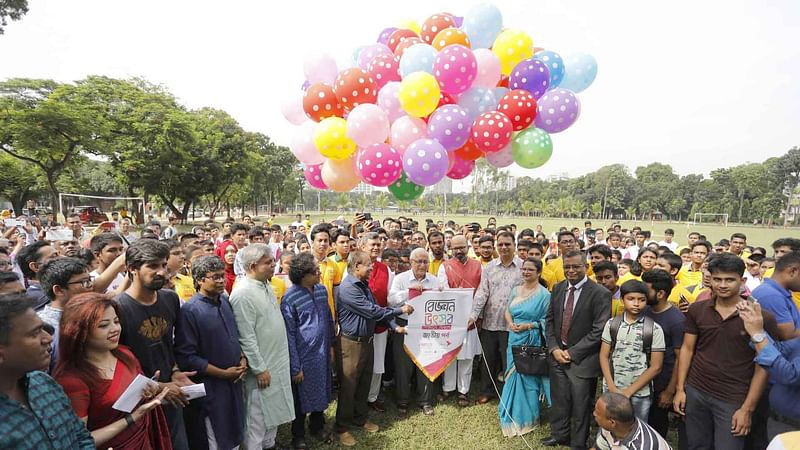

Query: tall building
[[430, 178, 453, 194], [352, 183, 376, 195]]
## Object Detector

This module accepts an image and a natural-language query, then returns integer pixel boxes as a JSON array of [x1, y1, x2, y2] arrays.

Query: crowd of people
[[1, 210, 800, 450]]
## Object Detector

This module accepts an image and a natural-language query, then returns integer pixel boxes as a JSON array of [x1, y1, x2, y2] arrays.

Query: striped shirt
[[596, 417, 672, 450]]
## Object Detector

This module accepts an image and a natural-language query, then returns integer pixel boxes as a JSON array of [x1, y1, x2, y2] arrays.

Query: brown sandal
[[458, 394, 470, 407]]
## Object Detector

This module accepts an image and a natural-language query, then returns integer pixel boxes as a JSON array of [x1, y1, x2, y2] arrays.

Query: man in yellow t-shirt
[[475, 235, 495, 267], [729, 232, 750, 260], [330, 229, 351, 284], [427, 231, 447, 275], [544, 230, 580, 289], [678, 241, 710, 287], [311, 224, 338, 319], [655, 252, 697, 306]]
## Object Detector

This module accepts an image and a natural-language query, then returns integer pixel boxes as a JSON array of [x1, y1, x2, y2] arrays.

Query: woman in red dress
[[53, 293, 173, 450]]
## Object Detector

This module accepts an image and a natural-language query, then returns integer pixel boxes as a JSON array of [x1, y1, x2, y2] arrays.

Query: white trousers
[[443, 358, 474, 395], [206, 417, 240, 450], [244, 388, 278, 450], [368, 331, 388, 402]]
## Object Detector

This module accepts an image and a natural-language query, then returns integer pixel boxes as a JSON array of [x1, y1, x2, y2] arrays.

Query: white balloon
[[303, 52, 339, 85], [280, 93, 306, 125]]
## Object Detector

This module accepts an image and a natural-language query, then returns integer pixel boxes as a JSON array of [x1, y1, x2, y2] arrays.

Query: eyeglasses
[[67, 278, 94, 288]]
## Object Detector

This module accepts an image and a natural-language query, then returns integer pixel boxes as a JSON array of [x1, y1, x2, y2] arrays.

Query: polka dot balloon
[[446, 153, 475, 179], [321, 157, 361, 192], [333, 68, 378, 111], [453, 139, 484, 161], [377, 81, 405, 122], [357, 44, 393, 71], [397, 72, 441, 118], [388, 171, 425, 201], [457, 87, 497, 122], [420, 13, 456, 44], [390, 115, 428, 153], [533, 50, 565, 89], [426, 104, 472, 151], [356, 143, 403, 187], [509, 58, 551, 99], [402, 138, 449, 186], [491, 29, 533, 75], [303, 83, 344, 122], [497, 89, 538, 131], [399, 43, 438, 77], [470, 111, 513, 153], [485, 142, 514, 168], [303, 163, 328, 190], [377, 27, 397, 45], [393, 36, 424, 58], [512, 127, 553, 168], [432, 27, 472, 51], [367, 54, 401, 89], [387, 28, 419, 52], [313, 117, 357, 160], [534, 88, 581, 134], [433, 44, 478, 95]]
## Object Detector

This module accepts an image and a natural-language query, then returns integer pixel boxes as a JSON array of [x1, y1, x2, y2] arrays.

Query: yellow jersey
[[677, 265, 703, 287], [173, 274, 196, 303], [429, 257, 445, 276], [616, 271, 642, 286], [271, 276, 286, 304], [319, 258, 338, 320]]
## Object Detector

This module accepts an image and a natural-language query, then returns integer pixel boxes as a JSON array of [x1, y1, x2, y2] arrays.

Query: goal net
[[691, 213, 729, 227], [59, 193, 145, 225]]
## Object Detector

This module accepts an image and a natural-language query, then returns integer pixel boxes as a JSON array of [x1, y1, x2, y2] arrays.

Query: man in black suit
[[541, 250, 611, 449]]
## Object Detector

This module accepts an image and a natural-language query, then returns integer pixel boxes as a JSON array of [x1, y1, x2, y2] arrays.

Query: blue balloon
[[462, 3, 503, 49], [558, 52, 597, 93], [399, 43, 437, 78], [492, 86, 509, 101], [457, 87, 497, 122], [534, 50, 565, 89]]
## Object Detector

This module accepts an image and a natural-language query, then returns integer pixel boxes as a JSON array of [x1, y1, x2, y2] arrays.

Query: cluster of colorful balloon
[[281, 3, 597, 200]]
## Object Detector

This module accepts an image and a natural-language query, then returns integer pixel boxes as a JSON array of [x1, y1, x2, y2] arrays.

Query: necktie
[[561, 286, 576, 345]]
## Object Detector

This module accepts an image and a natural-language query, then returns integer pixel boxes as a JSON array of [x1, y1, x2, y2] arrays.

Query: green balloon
[[512, 127, 553, 169], [388, 172, 425, 201]]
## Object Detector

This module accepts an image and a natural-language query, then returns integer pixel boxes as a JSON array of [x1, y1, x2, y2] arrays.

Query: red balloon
[[420, 13, 456, 44], [333, 68, 378, 111], [367, 54, 401, 89], [454, 139, 484, 161], [393, 36, 423, 58], [497, 89, 538, 131], [471, 111, 513, 153], [497, 75, 509, 88], [303, 83, 344, 122], [387, 29, 419, 53]]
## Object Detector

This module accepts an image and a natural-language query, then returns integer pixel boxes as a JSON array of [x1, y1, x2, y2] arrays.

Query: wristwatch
[[750, 332, 767, 344]]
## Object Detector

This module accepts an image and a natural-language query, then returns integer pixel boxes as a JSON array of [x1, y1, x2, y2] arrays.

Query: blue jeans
[[631, 395, 652, 422]]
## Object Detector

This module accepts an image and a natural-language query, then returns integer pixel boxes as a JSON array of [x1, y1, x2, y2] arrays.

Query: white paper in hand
[[112, 374, 158, 413], [181, 383, 206, 400]]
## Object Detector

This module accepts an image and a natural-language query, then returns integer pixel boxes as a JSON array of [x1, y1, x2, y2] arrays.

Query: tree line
[[0, 77, 302, 219]]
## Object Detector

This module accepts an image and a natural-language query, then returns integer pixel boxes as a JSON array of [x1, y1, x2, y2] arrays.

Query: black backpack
[[609, 314, 655, 366]]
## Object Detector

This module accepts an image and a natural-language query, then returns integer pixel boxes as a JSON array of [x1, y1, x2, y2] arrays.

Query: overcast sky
[[2, 0, 799, 182]]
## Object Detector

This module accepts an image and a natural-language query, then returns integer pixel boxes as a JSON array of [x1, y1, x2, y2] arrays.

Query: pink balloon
[[472, 49, 501, 88], [367, 54, 401, 89], [346, 104, 390, 147], [446, 153, 475, 179], [280, 93, 306, 125], [303, 52, 338, 85], [485, 143, 514, 168], [433, 44, 477, 95], [377, 82, 405, 122], [357, 143, 403, 187], [321, 157, 361, 192], [358, 43, 394, 70], [390, 115, 428, 154], [291, 121, 325, 165], [304, 163, 328, 189]]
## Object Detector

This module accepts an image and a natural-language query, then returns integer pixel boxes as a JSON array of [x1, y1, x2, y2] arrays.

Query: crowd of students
[[1, 211, 800, 450]]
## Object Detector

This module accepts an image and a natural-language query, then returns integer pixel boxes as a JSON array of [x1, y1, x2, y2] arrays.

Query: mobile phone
[[370, 220, 380, 229], [363, 212, 372, 222]]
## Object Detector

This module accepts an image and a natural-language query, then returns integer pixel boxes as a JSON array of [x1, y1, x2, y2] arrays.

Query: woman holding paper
[[498, 257, 552, 437], [54, 293, 173, 449]]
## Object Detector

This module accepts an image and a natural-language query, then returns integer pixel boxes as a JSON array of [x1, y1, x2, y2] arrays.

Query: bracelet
[[124, 413, 135, 427]]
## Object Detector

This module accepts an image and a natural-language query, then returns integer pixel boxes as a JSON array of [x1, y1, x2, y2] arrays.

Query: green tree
[[0, 0, 27, 34], [449, 196, 463, 215], [336, 193, 350, 211], [590, 202, 602, 219], [634, 163, 680, 216], [375, 192, 389, 213], [774, 146, 800, 225], [0, 152, 42, 214]]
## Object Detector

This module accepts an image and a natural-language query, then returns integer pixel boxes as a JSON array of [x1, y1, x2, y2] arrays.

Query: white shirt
[[564, 276, 589, 310], [389, 270, 440, 320], [658, 240, 678, 252], [90, 269, 125, 293]]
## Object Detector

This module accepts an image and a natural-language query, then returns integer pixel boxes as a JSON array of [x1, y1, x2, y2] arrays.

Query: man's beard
[[144, 276, 166, 290]]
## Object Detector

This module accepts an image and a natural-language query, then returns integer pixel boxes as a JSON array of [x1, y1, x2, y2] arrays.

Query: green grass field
[[255, 212, 795, 249]]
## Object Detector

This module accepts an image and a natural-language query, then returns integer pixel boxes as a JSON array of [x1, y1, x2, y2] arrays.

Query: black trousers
[[335, 336, 373, 432], [479, 329, 508, 396], [291, 383, 325, 439], [392, 330, 434, 407], [648, 388, 687, 449], [548, 361, 597, 450]]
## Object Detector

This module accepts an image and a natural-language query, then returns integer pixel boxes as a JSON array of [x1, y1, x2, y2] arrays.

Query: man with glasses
[[471, 231, 523, 405], [389, 247, 441, 416], [544, 231, 580, 290]]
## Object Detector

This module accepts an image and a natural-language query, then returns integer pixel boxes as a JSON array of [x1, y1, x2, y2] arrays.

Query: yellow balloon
[[321, 157, 361, 192], [398, 72, 441, 118], [492, 29, 534, 75], [398, 19, 421, 35], [313, 117, 356, 160]]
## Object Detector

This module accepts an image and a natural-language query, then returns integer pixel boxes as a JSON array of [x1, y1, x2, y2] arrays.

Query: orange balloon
[[454, 140, 485, 161], [387, 29, 419, 53], [333, 68, 377, 111], [303, 83, 344, 122], [533, 47, 546, 54], [420, 13, 456, 44], [431, 27, 471, 50], [393, 36, 424, 58]]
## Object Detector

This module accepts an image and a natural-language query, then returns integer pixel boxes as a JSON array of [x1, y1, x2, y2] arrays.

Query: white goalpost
[[690, 212, 729, 227], [59, 193, 145, 223]]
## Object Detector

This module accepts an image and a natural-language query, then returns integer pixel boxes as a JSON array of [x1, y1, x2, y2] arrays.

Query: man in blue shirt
[[335, 250, 412, 447], [752, 251, 800, 341], [0, 293, 95, 449]]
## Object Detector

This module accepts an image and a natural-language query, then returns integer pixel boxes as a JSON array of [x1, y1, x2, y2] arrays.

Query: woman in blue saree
[[499, 257, 552, 437]]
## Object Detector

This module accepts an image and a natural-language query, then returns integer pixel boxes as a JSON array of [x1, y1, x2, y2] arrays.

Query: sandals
[[292, 439, 309, 450], [458, 394, 470, 407]]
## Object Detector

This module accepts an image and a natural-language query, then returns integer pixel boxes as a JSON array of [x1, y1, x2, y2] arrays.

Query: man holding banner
[[389, 248, 442, 416], [437, 235, 482, 407]]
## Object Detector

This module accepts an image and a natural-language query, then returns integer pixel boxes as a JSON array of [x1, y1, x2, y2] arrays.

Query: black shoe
[[540, 436, 569, 447], [291, 438, 309, 450]]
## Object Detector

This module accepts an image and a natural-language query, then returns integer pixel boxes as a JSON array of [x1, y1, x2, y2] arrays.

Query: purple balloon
[[534, 88, 581, 133], [377, 27, 398, 45], [301, 80, 310, 91], [427, 105, 472, 151], [357, 43, 393, 70], [403, 138, 449, 186], [453, 16, 464, 27], [509, 58, 551, 99]]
